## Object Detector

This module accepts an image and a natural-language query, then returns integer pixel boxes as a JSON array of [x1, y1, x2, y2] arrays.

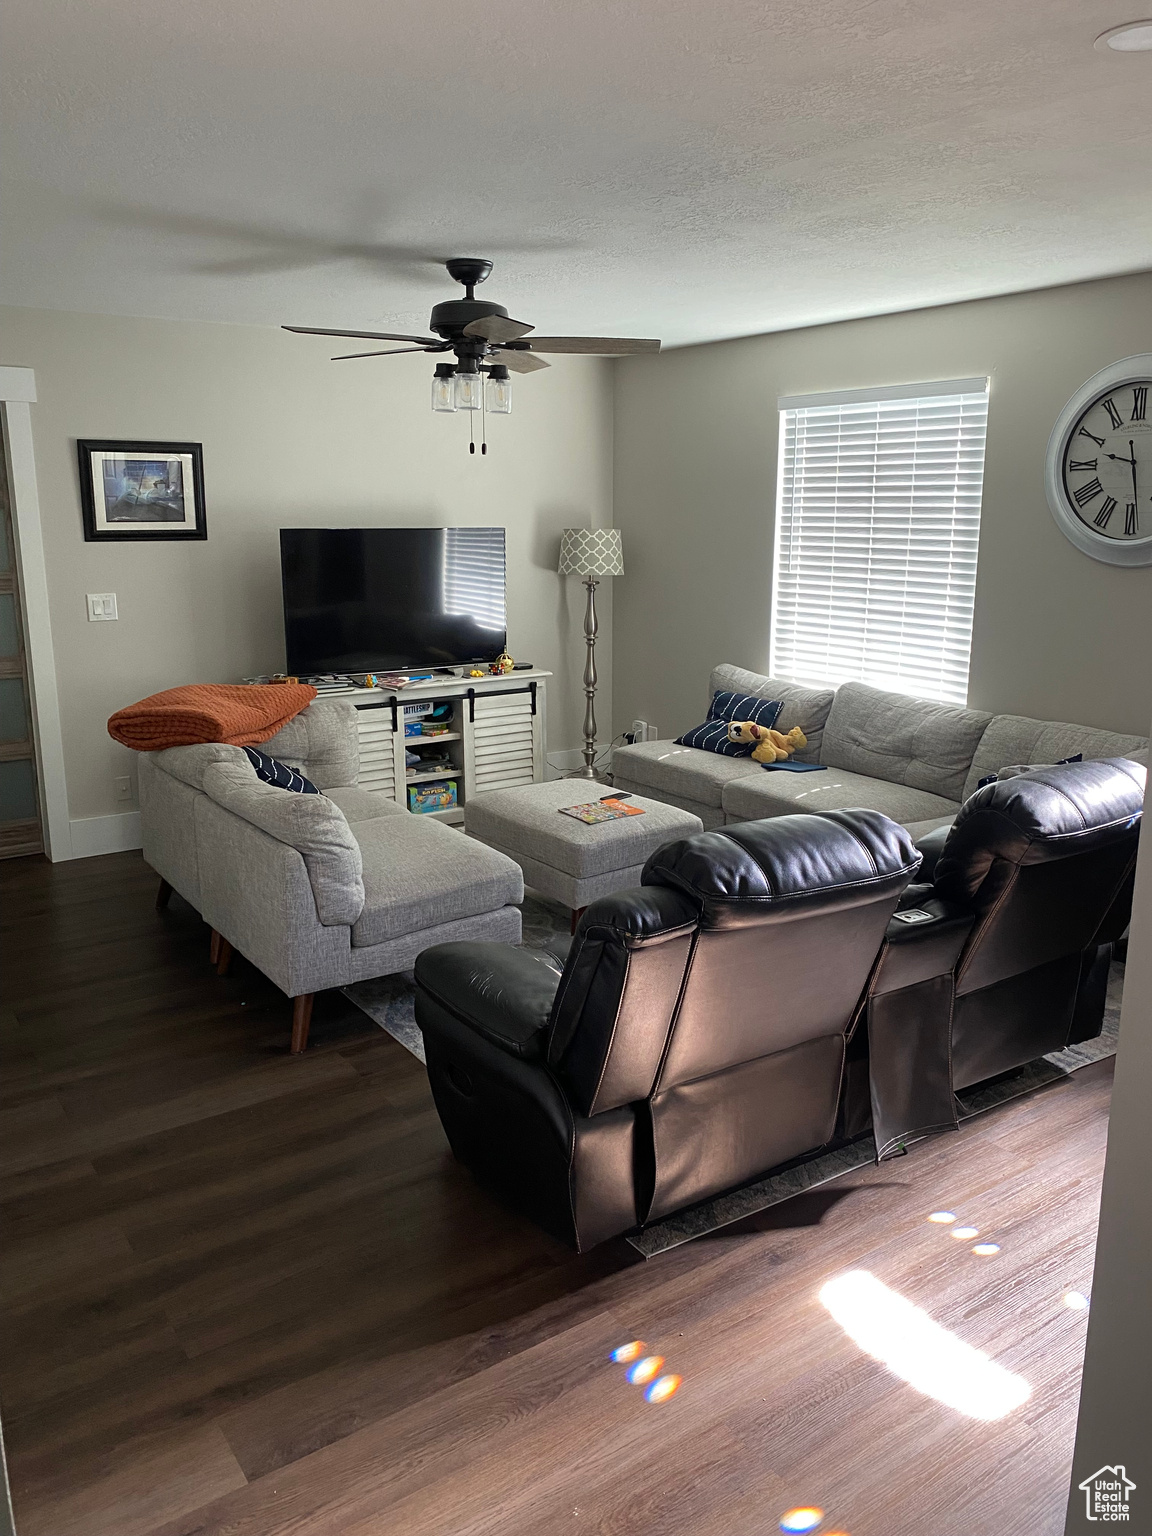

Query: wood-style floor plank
[[0, 850, 1109, 1536]]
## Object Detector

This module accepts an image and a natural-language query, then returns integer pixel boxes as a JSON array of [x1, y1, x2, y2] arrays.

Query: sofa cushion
[[326, 786, 410, 823], [261, 699, 358, 790], [609, 739, 763, 809], [963, 714, 1149, 800], [710, 664, 834, 763], [150, 742, 249, 791], [201, 758, 365, 926], [821, 682, 992, 801], [351, 816, 523, 947], [675, 690, 782, 757], [722, 764, 959, 828]]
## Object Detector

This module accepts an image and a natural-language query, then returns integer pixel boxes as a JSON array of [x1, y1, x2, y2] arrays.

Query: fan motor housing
[[429, 298, 509, 338]]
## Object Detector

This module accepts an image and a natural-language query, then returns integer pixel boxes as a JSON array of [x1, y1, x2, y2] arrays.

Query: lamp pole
[[579, 576, 600, 778]]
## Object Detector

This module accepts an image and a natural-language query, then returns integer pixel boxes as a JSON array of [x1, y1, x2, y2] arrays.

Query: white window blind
[[442, 526, 507, 632], [770, 380, 989, 707]]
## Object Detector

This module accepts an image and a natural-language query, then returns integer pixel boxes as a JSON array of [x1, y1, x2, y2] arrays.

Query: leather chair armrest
[[870, 898, 975, 997], [414, 942, 562, 1062], [913, 823, 953, 882]]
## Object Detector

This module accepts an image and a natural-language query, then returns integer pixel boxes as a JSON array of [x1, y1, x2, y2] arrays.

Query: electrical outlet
[[87, 592, 118, 621], [115, 775, 132, 802]]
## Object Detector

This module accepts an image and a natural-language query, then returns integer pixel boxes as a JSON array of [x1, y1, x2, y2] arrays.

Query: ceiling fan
[[283, 257, 660, 446]]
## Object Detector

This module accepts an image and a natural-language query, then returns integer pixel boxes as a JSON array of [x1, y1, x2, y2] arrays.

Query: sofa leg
[[216, 937, 233, 976], [156, 877, 173, 911], [291, 994, 314, 1054], [209, 928, 221, 965]]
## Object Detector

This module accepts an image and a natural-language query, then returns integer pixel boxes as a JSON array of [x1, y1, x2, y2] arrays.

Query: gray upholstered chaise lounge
[[138, 700, 523, 1051]]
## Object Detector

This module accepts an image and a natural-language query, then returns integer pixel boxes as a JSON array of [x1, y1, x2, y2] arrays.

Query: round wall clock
[[1046, 354, 1152, 566]]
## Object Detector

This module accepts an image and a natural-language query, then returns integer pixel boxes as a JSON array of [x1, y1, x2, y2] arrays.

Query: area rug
[[345, 919, 1124, 1259]]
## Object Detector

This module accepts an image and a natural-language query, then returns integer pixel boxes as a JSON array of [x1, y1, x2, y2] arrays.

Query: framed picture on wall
[[77, 440, 207, 541]]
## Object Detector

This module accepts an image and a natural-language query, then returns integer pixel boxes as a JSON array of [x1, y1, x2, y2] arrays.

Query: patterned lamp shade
[[558, 526, 624, 577]]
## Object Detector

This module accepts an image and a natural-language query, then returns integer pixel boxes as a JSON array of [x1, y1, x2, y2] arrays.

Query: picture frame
[[77, 440, 207, 542]]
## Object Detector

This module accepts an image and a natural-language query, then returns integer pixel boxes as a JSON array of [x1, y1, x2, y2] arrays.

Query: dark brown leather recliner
[[865, 757, 1145, 1159], [414, 810, 920, 1249]]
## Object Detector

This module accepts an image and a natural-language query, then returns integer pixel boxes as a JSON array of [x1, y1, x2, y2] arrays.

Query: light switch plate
[[87, 592, 118, 621]]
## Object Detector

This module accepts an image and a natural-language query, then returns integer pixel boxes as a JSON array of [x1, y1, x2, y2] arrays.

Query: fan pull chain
[[481, 377, 488, 455], [469, 404, 475, 454]]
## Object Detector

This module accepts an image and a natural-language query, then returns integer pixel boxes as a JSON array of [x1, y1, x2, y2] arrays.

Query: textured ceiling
[[3, 0, 1152, 347]]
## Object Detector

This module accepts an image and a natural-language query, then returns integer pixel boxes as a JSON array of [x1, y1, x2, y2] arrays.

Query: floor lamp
[[558, 527, 624, 779]]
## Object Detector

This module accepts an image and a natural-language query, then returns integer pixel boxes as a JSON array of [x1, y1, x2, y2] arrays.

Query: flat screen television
[[280, 527, 507, 674]]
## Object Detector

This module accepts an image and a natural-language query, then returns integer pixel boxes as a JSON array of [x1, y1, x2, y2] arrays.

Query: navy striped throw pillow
[[243, 746, 320, 794], [674, 690, 783, 757]]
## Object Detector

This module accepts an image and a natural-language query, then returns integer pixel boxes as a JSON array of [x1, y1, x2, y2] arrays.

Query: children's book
[[559, 798, 646, 825]]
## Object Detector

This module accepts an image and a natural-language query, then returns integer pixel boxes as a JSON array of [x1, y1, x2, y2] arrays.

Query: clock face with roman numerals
[[1047, 356, 1152, 566]]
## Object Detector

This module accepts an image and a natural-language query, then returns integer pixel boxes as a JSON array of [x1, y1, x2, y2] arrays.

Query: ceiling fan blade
[[492, 349, 551, 374], [526, 337, 661, 354], [283, 325, 441, 345], [463, 315, 535, 343], [331, 346, 443, 360]]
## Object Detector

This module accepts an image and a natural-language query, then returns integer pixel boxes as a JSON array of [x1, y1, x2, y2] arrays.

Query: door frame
[[0, 366, 70, 860]]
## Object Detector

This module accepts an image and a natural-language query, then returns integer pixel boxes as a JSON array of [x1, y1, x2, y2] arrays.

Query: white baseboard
[[68, 811, 142, 859]]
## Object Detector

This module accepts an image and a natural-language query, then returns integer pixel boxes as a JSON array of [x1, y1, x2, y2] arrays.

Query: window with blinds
[[770, 378, 989, 707]]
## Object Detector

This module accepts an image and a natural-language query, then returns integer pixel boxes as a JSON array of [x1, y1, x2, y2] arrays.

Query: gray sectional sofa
[[611, 663, 1148, 834], [138, 699, 523, 1050]]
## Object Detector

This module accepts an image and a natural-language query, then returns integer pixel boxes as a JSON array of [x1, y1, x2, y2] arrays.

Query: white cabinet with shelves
[[344, 670, 549, 823]]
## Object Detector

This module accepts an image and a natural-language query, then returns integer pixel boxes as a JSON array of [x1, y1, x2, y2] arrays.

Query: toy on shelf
[[727, 721, 808, 764], [490, 651, 515, 675], [363, 672, 378, 689], [469, 667, 485, 678]]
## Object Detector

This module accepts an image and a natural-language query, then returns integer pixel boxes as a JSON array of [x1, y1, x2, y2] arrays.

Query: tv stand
[[325, 670, 551, 824]]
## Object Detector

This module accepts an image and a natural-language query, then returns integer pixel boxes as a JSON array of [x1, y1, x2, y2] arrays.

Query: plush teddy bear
[[727, 720, 808, 764]]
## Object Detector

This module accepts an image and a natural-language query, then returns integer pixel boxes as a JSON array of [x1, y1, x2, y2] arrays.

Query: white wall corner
[[68, 811, 142, 860]]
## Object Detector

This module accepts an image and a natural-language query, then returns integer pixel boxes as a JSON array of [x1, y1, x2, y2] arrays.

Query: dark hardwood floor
[[1, 850, 1110, 1536]]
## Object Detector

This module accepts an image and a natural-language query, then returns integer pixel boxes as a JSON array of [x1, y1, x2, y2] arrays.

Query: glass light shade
[[431, 366, 457, 413], [454, 371, 483, 411], [485, 371, 513, 414], [557, 526, 624, 577]]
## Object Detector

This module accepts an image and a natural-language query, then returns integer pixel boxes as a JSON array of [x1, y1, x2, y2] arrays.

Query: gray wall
[[1, 306, 613, 821], [612, 270, 1152, 741]]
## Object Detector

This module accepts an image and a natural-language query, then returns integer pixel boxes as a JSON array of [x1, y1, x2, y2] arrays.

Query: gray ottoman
[[465, 779, 703, 916]]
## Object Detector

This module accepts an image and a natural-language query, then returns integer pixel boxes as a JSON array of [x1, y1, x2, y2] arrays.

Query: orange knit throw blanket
[[108, 683, 318, 751]]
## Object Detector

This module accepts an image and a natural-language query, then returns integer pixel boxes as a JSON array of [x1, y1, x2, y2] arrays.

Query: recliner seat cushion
[[709, 664, 834, 762], [352, 816, 523, 946], [963, 714, 1148, 800], [722, 764, 959, 826], [821, 682, 992, 800]]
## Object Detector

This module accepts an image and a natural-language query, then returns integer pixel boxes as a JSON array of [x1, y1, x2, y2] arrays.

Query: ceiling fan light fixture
[[486, 365, 513, 415], [431, 362, 457, 413], [454, 366, 483, 412], [1095, 19, 1152, 51]]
